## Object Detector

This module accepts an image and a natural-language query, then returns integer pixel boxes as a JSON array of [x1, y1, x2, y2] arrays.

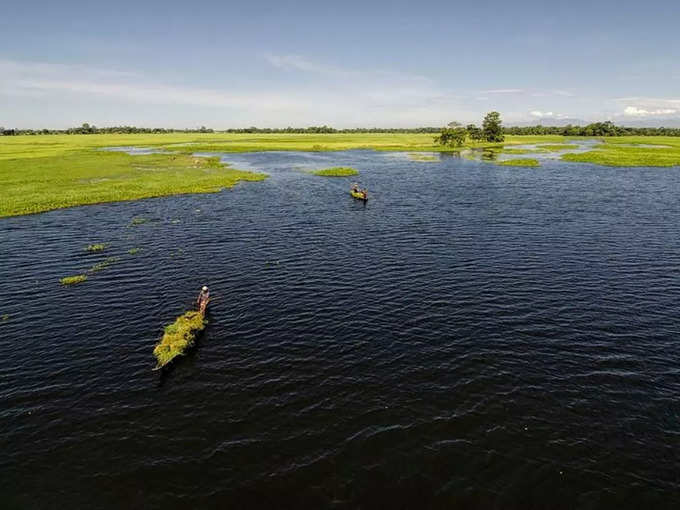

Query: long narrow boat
[[350, 189, 368, 201]]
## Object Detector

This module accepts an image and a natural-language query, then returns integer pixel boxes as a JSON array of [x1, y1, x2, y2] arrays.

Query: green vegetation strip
[[538, 144, 579, 151], [60, 275, 88, 285], [497, 159, 540, 167], [311, 167, 359, 177], [407, 153, 439, 161], [153, 311, 207, 369], [499, 148, 537, 155]]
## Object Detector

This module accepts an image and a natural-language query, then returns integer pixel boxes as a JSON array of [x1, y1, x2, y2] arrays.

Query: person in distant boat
[[197, 285, 210, 313]]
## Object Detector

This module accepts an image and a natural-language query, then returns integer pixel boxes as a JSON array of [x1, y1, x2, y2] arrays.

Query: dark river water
[[1, 150, 679, 509]]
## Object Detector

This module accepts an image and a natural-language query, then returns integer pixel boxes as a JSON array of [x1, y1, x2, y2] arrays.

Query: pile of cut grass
[[153, 311, 207, 369], [60, 274, 88, 285], [311, 167, 359, 177], [497, 158, 540, 167], [86, 243, 108, 252]]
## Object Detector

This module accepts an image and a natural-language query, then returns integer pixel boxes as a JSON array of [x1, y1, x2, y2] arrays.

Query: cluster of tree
[[503, 122, 680, 137], [435, 112, 505, 147]]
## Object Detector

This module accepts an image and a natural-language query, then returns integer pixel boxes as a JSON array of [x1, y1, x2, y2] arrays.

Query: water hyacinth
[[60, 274, 88, 285], [88, 257, 119, 273], [86, 243, 108, 252]]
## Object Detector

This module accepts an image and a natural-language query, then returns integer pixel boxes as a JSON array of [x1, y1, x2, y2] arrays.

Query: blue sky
[[1, 0, 679, 128]]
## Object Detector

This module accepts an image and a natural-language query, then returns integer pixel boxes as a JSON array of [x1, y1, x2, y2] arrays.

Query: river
[[1, 150, 679, 508]]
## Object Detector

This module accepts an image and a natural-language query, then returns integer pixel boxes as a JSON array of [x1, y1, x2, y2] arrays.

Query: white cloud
[[623, 106, 677, 116], [615, 97, 680, 117], [530, 110, 555, 118], [479, 88, 524, 94], [263, 54, 332, 74]]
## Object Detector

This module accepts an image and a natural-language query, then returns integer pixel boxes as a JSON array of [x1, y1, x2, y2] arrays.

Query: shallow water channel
[[1, 150, 679, 508]]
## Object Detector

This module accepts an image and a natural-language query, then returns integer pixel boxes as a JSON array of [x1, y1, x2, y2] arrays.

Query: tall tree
[[482, 111, 504, 142]]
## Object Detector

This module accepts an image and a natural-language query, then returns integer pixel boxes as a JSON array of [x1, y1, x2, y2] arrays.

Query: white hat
[[202, 286, 208, 291]]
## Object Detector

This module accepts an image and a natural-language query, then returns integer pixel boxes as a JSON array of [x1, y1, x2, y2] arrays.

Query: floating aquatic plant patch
[[1, 314, 9, 321], [86, 243, 108, 252], [60, 274, 88, 285], [153, 311, 207, 369], [128, 248, 140, 255], [88, 257, 119, 273], [407, 153, 438, 161], [130, 217, 149, 226], [311, 167, 359, 177], [496, 158, 540, 167]]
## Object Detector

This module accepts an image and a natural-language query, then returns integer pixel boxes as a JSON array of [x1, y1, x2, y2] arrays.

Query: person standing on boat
[[197, 285, 210, 314]]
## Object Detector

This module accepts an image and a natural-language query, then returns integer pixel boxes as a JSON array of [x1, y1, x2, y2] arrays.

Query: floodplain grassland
[[3, 133, 680, 218], [561, 136, 680, 166], [0, 133, 564, 217], [0, 142, 267, 217], [311, 167, 359, 176]]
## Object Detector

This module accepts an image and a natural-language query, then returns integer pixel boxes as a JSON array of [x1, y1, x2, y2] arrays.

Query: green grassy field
[[2, 133, 680, 218], [561, 137, 680, 166], [0, 147, 266, 217]]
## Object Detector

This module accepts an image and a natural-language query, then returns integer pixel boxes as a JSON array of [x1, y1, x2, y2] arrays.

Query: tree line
[[504, 122, 680, 137], [0, 123, 442, 136], [2, 120, 680, 137]]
